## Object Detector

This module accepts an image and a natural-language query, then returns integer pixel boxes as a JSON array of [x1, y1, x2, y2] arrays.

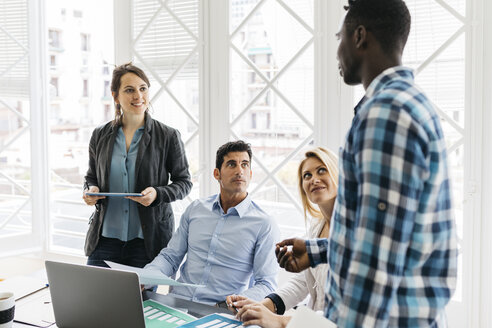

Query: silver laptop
[[45, 260, 146, 328]]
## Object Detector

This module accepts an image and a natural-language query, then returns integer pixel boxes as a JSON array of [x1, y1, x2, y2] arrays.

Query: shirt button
[[378, 202, 387, 211], [124, 172, 127, 176], [125, 210, 128, 213]]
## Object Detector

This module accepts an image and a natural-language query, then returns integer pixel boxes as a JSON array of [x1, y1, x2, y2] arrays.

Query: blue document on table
[[177, 313, 243, 327]]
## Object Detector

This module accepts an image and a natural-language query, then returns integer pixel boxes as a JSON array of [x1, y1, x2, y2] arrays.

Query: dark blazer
[[84, 113, 192, 259]]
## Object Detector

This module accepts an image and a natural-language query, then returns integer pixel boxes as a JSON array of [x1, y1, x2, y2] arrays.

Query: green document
[[143, 299, 196, 328]]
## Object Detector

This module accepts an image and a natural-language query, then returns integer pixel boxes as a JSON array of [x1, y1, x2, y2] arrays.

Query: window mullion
[[314, 0, 350, 149], [477, 0, 492, 326], [200, 0, 229, 197], [114, 0, 132, 64], [29, 0, 49, 253]]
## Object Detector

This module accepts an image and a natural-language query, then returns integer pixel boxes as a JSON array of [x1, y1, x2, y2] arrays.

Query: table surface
[[13, 289, 232, 327]]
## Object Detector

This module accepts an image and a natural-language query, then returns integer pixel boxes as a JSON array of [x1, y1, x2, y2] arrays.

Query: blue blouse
[[102, 126, 144, 241]]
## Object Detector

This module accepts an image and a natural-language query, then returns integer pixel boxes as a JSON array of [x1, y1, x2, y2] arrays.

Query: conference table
[[13, 288, 232, 327]]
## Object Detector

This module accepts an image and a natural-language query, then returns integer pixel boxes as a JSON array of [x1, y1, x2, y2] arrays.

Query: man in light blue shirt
[[145, 140, 279, 305]]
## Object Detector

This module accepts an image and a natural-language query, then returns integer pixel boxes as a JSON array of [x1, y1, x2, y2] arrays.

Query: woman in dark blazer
[[82, 63, 192, 268]]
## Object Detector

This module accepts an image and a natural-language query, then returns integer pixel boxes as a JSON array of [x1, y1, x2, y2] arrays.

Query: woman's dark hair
[[111, 62, 151, 126], [344, 0, 411, 54]]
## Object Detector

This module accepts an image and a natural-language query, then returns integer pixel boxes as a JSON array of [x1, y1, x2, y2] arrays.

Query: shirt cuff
[[265, 293, 286, 315], [306, 238, 329, 267]]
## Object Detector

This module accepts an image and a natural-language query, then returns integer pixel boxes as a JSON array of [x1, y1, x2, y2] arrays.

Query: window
[[50, 55, 57, 69], [48, 29, 61, 48], [104, 104, 111, 122], [102, 61, 109, 75], [82, 79, 88, 97], [46, 0, 114, 255], [131, 0, 200, 206], [230, 0, 314, 237], [103, 81, 110, 98], [0, 0, 36, 254], [80, 33, 90, 51], [50, 77, 59, 97], [251, 112, 257, 129], [81, 57, 88, 73]]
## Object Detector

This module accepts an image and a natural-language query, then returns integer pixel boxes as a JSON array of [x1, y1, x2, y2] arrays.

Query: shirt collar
[[116, 125, 144, 137], [211, 193, 252, 218], [354, 66, 414, 115]]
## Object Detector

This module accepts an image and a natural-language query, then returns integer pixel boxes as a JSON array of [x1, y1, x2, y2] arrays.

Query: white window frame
[[471, 0, 492, 326], [0, 0, 50, 257]]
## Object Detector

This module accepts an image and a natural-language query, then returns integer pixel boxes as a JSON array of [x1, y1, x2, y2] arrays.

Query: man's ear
[[354, 25, 367, 49], [213, 168, 220, 181]]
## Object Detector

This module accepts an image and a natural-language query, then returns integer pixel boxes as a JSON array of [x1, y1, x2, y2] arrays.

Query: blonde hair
[[297, 147, 339, 221]]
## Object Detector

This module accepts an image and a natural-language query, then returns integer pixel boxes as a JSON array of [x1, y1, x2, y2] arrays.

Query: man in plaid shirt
[[276, 0, 458, 327]]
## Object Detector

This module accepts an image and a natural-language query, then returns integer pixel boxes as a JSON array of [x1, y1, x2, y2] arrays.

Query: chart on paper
[[176, 313, 244, 328], [143, 299, 195, 328]]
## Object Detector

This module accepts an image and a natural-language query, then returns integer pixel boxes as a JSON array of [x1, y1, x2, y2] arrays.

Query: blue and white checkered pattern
[[307, 67, 458, 327]]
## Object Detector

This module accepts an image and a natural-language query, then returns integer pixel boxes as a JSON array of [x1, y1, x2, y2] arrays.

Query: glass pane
[[0, 124, 32, 237], [230, 0, 261, 32], [0, 0, 32, 241], [275, 44, 314, 124], [230, 0, 314, 235], [135, 4, 197, 84], [47, 0, 114, 253], [134, 0, 200, 211], [404, 0, 463, 69], [231, 0, 313, 76], [281, 0, 314, 29]]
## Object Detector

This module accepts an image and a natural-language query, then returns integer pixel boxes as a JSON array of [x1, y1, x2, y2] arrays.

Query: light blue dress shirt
[[102, 126, 144, 241], [145, 194, 279, 304]]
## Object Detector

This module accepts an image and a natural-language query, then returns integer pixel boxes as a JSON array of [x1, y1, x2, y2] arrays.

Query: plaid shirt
[[307, 67, 458, 327]]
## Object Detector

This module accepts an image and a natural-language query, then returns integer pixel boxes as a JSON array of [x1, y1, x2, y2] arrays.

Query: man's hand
[[275, 238, 310, 273], [126, 187, 157, 207], [82, 186, 106, 205]]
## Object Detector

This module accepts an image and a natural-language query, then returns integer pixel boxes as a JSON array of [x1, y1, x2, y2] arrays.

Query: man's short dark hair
[[344, 0, 411, 54], [215, 140, 252, 169]]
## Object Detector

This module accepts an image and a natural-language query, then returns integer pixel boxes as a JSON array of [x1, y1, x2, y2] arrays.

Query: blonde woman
[[227, 147, 338, 328]]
